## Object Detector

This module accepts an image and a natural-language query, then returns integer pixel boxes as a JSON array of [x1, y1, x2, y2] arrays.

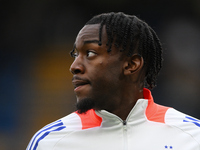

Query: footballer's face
[[70, 24, 125, 113]]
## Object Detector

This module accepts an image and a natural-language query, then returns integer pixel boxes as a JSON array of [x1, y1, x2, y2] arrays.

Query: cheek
[[96, 61, 117, 76], [93, 62, 122, 84]]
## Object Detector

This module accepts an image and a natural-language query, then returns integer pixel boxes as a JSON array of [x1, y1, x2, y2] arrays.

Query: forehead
[[75, 24, 107, 45]]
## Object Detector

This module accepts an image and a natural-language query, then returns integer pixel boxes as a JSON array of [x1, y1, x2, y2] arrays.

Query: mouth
[[72, 76, 90, 91]]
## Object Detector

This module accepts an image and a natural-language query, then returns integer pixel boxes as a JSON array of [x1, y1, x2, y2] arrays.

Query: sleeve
[[26, 112, 82, 150], [165, 108, 200, 148], [26, 119, 66, 150]]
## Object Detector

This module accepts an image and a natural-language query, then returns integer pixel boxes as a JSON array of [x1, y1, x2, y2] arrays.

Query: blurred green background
[[1, 0, 200, 149]]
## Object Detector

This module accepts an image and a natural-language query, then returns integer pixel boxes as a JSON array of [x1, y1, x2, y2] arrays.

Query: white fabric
[[26, 99, 200, 150]]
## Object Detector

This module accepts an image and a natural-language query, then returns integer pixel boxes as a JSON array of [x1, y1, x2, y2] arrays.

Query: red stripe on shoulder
[[75, 109, 102, 130], [144, 88, 170, 123]]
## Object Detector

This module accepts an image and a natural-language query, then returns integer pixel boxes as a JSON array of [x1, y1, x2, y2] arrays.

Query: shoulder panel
[[145, 102, 170, 123], [143, 88, 170, 123], [75, 109, 102, 130], [165, 108, 200, 146]]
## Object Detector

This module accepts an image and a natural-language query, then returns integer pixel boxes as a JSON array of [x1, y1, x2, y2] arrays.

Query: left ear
[[123, 54, 144, 75]]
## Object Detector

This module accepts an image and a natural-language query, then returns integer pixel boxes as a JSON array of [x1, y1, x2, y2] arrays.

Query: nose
[[70, 56, 85, 75]]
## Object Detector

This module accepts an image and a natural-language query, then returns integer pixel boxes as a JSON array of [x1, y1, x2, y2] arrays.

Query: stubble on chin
[[76, 98, 95, 114]]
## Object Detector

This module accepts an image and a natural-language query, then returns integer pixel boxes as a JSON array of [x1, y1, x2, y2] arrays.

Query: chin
[[76, 98, 95, 114]]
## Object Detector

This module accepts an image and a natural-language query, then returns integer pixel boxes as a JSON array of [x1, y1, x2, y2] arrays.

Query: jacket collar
[[95, 88, 153, 126]]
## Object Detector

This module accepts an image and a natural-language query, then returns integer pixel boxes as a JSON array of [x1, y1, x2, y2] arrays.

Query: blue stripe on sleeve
[[33, 126, 66, 150], [183, 116, 200, 127], [28, 120, 66, 150]]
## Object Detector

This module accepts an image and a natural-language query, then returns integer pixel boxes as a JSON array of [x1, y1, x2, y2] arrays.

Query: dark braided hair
[[71, 12, 163, 89]]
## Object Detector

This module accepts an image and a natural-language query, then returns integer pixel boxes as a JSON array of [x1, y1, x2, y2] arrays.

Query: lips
[[72, 76, 90, 90]]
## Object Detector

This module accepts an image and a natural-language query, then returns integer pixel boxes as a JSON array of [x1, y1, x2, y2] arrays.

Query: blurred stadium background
[[1, 0, 200, 149]]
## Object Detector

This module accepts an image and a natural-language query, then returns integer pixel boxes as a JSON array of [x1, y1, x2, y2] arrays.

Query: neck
[[107, 87, 144, 120]]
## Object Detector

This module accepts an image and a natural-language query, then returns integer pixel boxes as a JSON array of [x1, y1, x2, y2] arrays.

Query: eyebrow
[[72, 40, 100, 53], [83, 40, 99, 44]]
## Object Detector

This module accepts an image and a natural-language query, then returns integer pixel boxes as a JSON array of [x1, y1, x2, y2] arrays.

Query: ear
[[123, 54, 144, 75]]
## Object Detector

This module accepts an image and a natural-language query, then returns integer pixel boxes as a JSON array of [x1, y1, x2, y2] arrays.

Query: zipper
[[123, 120, 128, 150], [96, 111, 129, 149]]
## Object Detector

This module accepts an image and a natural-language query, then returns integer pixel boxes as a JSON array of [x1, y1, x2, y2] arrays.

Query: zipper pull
[[123, 120, 127, 125], [123, 120, 127, 130]]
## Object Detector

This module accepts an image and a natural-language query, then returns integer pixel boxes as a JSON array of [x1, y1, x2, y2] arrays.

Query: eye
[[87, 51, 96, 58], [72, 52, 78, 58], [70, 49, 78, 58]]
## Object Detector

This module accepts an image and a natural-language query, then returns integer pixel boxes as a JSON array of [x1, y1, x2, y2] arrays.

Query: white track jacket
[[27, 88, 200, 150]]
